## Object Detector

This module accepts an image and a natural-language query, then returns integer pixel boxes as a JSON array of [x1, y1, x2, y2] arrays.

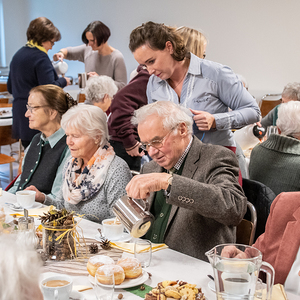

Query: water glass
[[266, 126, 278, 138], [93, 270, 114, 300], [134, 239, 152, 268]]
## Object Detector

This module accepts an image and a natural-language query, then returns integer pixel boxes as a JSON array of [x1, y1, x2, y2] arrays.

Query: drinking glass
[[134, 239, 152, 268], [266, 126, 278, 138], [93, 270, 115, 300]]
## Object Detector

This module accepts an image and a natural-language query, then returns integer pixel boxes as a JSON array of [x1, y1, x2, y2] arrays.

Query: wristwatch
[[164, 175, 173, 198]]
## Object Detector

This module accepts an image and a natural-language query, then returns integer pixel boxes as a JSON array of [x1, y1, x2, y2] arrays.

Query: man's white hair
[[85, 75, 118, 104], [277, 101, 300, 137], [131, 101, 193, 135]]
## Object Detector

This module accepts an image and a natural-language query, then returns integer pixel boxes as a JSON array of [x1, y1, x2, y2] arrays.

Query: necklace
[[168, 59, 189, 89]]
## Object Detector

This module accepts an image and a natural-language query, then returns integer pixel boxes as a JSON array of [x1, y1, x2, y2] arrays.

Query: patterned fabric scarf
[[26, 40, 48, 54], [63, 144, 115, 204]]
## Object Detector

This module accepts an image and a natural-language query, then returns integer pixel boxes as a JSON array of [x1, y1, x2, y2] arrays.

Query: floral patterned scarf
[[63, 144, 115, 204]]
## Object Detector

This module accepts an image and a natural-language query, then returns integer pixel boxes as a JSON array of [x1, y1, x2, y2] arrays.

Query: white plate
[[208, 280, 216, 293], [69, 290, 86, 300], [0, 108, 12, 119], [94, 232, 132, 243], [88, 269, 149, 289], [9, 202, 43, 211]]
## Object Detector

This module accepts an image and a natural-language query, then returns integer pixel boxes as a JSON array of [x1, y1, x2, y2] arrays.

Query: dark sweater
[[7, 46, 67, 141], [108, 66, 150, 149]]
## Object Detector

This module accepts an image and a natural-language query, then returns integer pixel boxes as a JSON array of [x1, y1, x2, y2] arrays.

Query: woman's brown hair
[[26, 17, 61, 45], [81, 21, 111, 47], [30, 84, 77, 121], [129, 21, 187, 61]]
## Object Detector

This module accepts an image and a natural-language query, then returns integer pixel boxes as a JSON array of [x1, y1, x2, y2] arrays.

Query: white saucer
[[88, 269, 149, 289], [69, 290, 86, 300], [95, 232, 132, 243], [208, 280, 216, 293], [9, 202, 43, 211]]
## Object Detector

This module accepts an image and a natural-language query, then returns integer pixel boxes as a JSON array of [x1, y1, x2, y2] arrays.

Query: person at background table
[[0, 235, 43, 300], [108, 65, 150, 172], [40, 105, 131, 223], [126, 101, 247, 261], [260, 82, 300, 128], [7, 17, 70, 149], [8, 85, 77, 202], [222, 192, 300, 295], [249, 101, 300, 196], [129, 21, 260, 151], [176, 26, 249, 180], [84, 75, 118, 113], [53, 21, 127, 90]]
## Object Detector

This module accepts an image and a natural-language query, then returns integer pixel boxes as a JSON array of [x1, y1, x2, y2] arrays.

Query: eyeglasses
[[50, 40, 55, 46], [203, 53, 206, 59], [140, 127, 176, 151], [26, 104, 49, 113]]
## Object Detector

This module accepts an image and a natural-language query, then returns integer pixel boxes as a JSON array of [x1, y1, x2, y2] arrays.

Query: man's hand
[[221, 245, 249, 259], [24, 185, 45, 203], [126, 142, 144, 157], [190, 109, 216, 131], [126, 173, 171, 199]]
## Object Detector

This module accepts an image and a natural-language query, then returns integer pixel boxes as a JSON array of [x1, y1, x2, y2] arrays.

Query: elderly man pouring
[[126, 101, 247, 261]]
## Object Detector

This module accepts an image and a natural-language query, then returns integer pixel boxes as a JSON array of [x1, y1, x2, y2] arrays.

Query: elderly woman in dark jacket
[[7, 17, 70, 148]]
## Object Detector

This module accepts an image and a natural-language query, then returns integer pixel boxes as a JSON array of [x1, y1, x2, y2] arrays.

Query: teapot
[[52, 60, 68, 75], [205, 244, 274, 300], [112, 196, 154, 238]]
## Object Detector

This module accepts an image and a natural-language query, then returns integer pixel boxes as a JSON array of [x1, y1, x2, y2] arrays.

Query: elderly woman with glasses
[[8, 85, 77, 202], [42, 105, 132, 223], [7, 17, 71, 148]]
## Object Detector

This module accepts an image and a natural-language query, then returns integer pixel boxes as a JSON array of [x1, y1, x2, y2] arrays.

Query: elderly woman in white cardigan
[[38, 105, 132, 223]]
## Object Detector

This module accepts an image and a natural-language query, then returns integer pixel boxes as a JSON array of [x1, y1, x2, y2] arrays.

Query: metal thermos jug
[[78, 72, 89, 89], [112, 196, 154, 238]]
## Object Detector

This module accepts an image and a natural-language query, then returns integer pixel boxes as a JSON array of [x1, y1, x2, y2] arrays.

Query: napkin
[[10, 205, 54, 217], [110, 241, 168, 254], [254, 284, 288, 300]]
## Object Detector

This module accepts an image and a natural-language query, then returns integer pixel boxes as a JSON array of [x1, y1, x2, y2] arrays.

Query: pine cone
[[89, 243, 99, 254], [100, 238, 111, 250]]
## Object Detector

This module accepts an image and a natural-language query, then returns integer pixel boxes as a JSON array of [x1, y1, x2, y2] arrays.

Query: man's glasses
[[140, 127, 176, 151], [26, 104, 49, 113]]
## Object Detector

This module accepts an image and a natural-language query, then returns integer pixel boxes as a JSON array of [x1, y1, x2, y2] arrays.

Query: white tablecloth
[[0, 191, 298, 300]]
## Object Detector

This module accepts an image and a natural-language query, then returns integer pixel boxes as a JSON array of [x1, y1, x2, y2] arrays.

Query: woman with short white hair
[[0, 235, 43, 300], [44, 105, 132, 223], [84, 75, 118, 112], [249, 101, 300, 195]]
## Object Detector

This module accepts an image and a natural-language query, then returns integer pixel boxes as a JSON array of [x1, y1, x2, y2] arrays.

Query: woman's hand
[[24, 185, 45, 203], [221, 245, 249, 259], [190, 109, 216, 131], [87, 72, 99, 77], [53, 52, 64, 61], [126, 142, 144, 157]]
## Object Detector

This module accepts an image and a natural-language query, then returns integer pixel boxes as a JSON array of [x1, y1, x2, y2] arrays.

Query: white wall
[[3, 0, 300, 100]]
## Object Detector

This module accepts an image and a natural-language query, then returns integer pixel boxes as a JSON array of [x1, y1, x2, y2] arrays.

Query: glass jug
[[205, 244, 274, 300]]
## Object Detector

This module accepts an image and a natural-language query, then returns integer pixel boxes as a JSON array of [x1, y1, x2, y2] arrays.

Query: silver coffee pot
[[78, 72, 89, 89], [112, 196, 154, 238]]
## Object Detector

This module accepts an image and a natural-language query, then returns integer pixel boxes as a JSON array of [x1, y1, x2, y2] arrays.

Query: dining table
[[0, 190, 297, 300]]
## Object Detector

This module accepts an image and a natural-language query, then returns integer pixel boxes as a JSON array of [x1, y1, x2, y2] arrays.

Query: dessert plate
[[94, 232, 132, 243], [69, 290, 86, 300], [208, 280, 216, 293], [8, 202, 43, 211], [88, 269, 149, 289]]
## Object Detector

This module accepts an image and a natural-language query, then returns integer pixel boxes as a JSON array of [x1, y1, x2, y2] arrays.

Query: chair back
[[0, 125, 17, 147], [236, 201, 257, 245], [242, 178, 276, 242], [260, 94, 282, 117]]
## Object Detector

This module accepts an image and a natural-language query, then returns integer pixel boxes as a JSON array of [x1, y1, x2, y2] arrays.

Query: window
[[0, 0, 6, 67]]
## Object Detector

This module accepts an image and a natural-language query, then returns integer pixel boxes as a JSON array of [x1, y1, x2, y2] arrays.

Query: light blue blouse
[[146, 53, 261, 147]]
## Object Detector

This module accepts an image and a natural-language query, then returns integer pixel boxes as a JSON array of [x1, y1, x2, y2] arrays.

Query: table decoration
[[110, 241, 168, 254]]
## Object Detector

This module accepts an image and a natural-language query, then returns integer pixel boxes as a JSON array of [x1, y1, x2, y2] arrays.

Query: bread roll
[[87, 255, 115, 277], [117, 257, 142, 279], [96, 264, 125, 285]]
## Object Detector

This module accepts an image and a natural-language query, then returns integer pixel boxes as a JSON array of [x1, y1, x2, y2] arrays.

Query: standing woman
[[53, 21, 127, 90], [7, 17, 70, 148], [129, 22, 261, 149]]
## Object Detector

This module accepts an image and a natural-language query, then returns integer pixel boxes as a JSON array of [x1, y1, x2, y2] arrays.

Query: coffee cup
[[102, 218, 124, 240], [41, 275, 73, 300], [16, 190, 36, 208], [221, 271, 251, 295]]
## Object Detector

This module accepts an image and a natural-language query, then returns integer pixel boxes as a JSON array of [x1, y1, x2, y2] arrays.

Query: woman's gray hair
[[61, 104, 109, 147], [0, 235, 42, 300], [277, 101, 300, 137], [84, 76, 118, 105], [282, 82, 300, 101], [131, 101, 193, 135]]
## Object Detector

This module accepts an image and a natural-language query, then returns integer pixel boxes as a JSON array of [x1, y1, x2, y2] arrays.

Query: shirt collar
[[40, 127, 65, 148], [171, 136, 193, 172]]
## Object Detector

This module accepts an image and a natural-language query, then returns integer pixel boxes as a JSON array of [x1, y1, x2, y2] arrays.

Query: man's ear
[[178, 122, 188, 136]]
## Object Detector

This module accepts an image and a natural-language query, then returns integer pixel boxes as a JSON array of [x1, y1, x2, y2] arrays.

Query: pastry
[[117, 257, 142, 279], [96, 264, 125, 285], [87, 255, 115, 277]]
